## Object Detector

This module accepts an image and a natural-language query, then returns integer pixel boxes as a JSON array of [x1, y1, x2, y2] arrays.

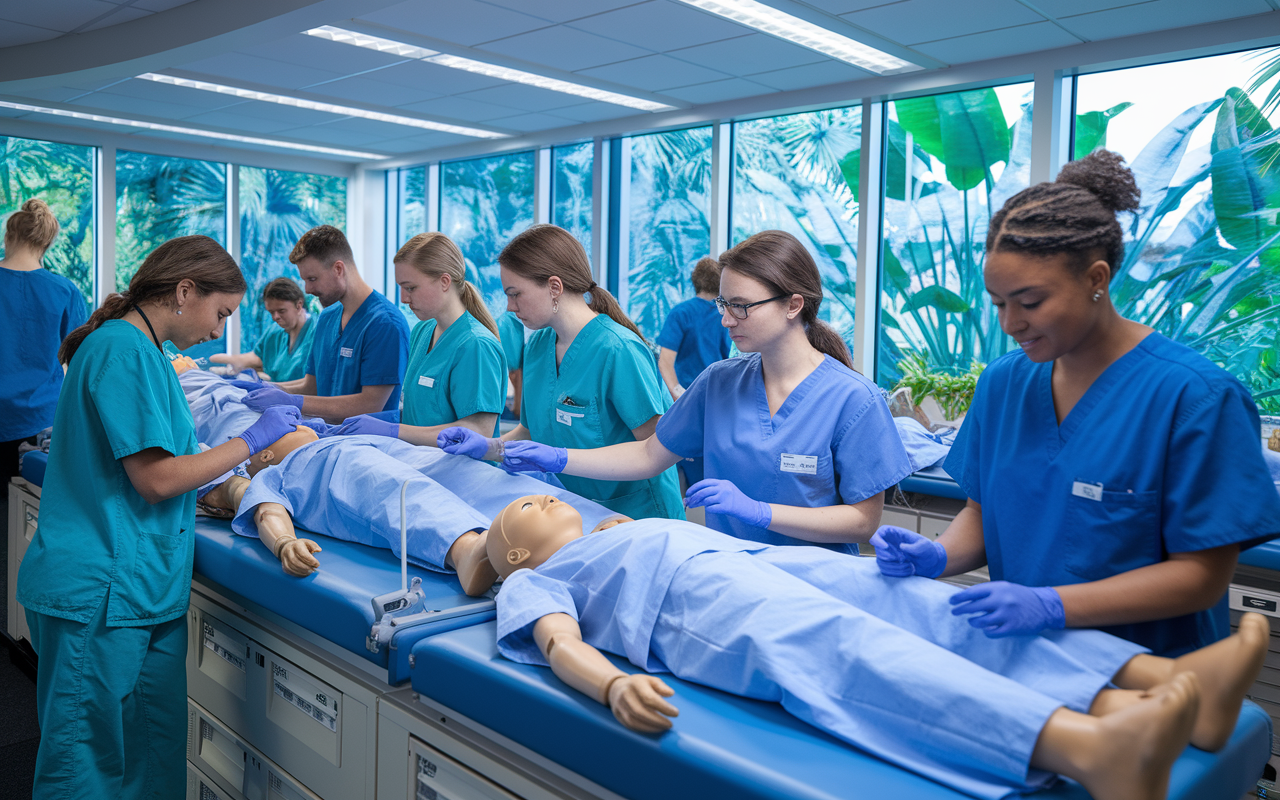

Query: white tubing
[[400, 479, 409, 593]]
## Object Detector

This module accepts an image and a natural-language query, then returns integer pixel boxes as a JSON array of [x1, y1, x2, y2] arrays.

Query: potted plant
[[890, 353, 985, 427]]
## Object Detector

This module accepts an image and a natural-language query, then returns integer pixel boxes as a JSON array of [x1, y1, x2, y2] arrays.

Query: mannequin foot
[[449, 531, 499, 596], [1172, 612, 1269, 751]]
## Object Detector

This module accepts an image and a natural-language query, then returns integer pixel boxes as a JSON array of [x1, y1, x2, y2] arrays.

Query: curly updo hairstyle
[[986, 149, 1141, 278], [5, 198, 59, 254]]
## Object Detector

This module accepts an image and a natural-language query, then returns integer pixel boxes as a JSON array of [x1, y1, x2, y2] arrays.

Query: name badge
[[1072, 481, 1104, 501], [555, 408, 584, 426], [418, 375, 435, 388], [780, 453, 818, 475], [339, 347, 354, 358]]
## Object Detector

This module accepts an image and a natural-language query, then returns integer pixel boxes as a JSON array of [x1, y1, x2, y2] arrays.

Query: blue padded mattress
[[1241, 541, 1280, 572], [18, 450, 47, 487], [409, 622, 1271, 800], [898, 463, 967, 501]]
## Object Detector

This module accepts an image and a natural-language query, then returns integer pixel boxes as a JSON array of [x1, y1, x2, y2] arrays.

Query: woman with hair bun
[[873, 150, 1280, 657], [0, 198, 87, 483]]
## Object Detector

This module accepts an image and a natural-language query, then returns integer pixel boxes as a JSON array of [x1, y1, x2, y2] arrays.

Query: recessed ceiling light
[[138, 73, 507, 140], [305, 26, 675, 111], [0, 99, 385, 159], [674, 0, 917, 74]]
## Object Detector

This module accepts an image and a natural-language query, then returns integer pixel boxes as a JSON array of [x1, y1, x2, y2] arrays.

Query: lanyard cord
[[133, 304, 163, 350]]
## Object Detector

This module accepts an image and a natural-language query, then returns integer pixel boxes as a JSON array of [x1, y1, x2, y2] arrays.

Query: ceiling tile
[[576, 53, 731, 91], [455, 83, 588, 112], [365, 60, 507, 95], [477, 26, 652, 71], [171, 110, 299, 134], [568, 0, 746, 52], [913, 20, 1083, 63], [239, 34, 410, 76], [103, 77, 247, 112], [485, 111, 578, 131], [67, 91, 210, 120], [841, 0, 1044, 45], [801, 0, 906, 13], [11, 86, 90, 103], [81, 5, 154, 32], [216, 101, 341, 126], [661, 77, 775, 104], [358, 0, 552, 47], [1057, 0, 1270, 40], [375, 131, 473, 153], [132, 0, 196, 11], [307, 76, 442, 107], [1033, 0, 1146, 16], [176, 52, 346, 90], [667, 33, 822, 75], [395, 95, 521, 122], [272, 125, 391, 147], [746, 60, 873, 91], [307, 116, 421, 138], [551, 102, 632, 122], [0, 0, 119, 32], [480, 0, 641, 23], [0, 19, 61, 47]]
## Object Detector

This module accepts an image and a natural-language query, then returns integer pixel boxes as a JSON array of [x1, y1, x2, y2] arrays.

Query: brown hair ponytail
[[5, 198, 59, 254], [60, 235, 244, 365], [395, 231, 499, 337], [718, 230, 853, 370], [498, 224, 648, 345]]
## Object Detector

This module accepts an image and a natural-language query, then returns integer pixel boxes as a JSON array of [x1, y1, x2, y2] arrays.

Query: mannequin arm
[[446, 530, 499, 596], [255, 502, 321, 576], [200, 475, 251, 511], [533, 613, 677, 732]]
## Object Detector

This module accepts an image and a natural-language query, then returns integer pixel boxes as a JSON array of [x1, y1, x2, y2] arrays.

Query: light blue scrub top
[[656, 296, 731, 388], [17, 321, 199, 626], [306, 291, 410, 412], [946, 333, 1280, 657], [253, 315, 316, 382], [521, 315, 683, 521], [497, 312, 526, 371], [657, 353, 914, 551], [0, 267, 87, 441], [403, 312, 507, 434]]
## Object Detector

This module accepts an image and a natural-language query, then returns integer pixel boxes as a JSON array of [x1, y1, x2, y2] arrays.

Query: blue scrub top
[[17, 321, 199, 626], [521, 315, 683, 521], [657, 353, 914, 551], [656, 296, 731, 388], [0, 267, 87, 441], [305, 291, 410, 413], [946, 333, 1280, 656], [253, 315, 316, 382], [402, 312, 507, 433], [497, 312, 526, 371]]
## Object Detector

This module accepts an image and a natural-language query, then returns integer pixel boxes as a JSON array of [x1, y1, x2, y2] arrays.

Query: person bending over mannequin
[[486, 494, 1268, 800]]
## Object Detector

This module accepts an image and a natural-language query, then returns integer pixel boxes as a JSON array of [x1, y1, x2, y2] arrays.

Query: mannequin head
[[246, 425, 319, 476], [487, 495, 585, 579]]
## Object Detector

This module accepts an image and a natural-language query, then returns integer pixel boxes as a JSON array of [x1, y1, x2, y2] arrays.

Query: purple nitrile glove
[[869, 525, 947, 579], [227, 378, 264, 391], [683, 478, 771, 529], [297, 417, 338, 437], [437, 426, 495, 460], [333, 414, 400, 438], [237, 406, 303, 455], [502, 441, 568, 473], [242, 386, 304, 412], [949, 582, 1066, 638]]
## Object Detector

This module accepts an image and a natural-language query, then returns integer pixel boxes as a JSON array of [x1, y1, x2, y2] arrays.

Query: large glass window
[[878, 83, 1034, 387], [1076, 50, 1280, 411], [733, 108, 861, 349], [395, 166, 428, 248], [0, 135, 96, 307], [552, 142, 593, 259], [626, 127, 712, 342], [440, 152, 535, 316], [238, 167, 346, 356]]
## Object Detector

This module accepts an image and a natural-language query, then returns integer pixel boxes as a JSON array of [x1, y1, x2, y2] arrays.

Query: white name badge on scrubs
[[780, 453, 818, 475], [555, 408, 584, 426], [339, 347, 354, 358], [1072, 481, 1104, 501], [418, 375, 435, 388]]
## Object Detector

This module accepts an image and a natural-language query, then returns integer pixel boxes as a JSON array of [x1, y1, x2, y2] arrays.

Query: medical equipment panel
[[6, 479, 38, 643], [188, 761, 232, 800], [408, 736, 520, 800], [187, 699, 324, 800]]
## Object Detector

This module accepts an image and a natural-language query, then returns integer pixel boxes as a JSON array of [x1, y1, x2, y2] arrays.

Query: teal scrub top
[[17, 320, 199, 627], [403, 312, 507, 435], [497, 312, 526, 370], [521, 315, 684, 521], [253, 315, 316, 382]]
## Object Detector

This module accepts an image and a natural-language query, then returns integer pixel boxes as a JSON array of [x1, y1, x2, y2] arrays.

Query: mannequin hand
[[949, 582, 1065, 638], [870, 526, 947, 579], [502, 441, 568, 473], [684, 479, 771, 529], [607, 674, 678, 733], [237, 406, 303, 454], [437, 427, 495, 459], [243, 386, 303, 412], [278, 538, 322, 577], [297, 418, 338, 437], [591, 515, 634, 533], [333, 414, 400, 438]]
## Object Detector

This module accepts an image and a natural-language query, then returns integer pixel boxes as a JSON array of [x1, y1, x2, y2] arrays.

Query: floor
[[0, 492, 39, 800]]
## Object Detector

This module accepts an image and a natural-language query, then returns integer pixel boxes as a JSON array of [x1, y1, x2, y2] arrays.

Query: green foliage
[[552, 143, 593, 257], [896, 89, 1011, 191], [893, 352, 985, 420], [1073, 102, 1133, 160]]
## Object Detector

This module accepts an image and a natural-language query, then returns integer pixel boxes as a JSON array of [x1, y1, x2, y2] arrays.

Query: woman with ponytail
[[0, 198, 87, 484], [439, 223, 684, 521], [17, 235, 303, 799], [446, 229, 914, 549], [333, 232, 508, 444], [872, 150, 1280, 659]]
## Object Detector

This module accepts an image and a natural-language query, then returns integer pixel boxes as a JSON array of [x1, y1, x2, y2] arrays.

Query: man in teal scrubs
[[212, 277, 315, 381]]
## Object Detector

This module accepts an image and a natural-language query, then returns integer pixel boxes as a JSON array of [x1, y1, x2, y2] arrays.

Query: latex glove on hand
[[237, 406, 303, 455], [332, 415, 400, 438], [226, 374, 264, 390], [606, 674, 678, 733], [502, 441, 568, 473], [684, 479, 771, 529], [437, 427, 497, 460], [870, 525, 947, 579], [242, 386, 303, 412], [949, 581, 1066, 638]]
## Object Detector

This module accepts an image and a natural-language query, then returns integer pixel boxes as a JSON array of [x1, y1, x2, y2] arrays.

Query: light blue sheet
[[496, 519, 1146, 800], [179, 369, 262, 448], [894, 416, 956, 470]]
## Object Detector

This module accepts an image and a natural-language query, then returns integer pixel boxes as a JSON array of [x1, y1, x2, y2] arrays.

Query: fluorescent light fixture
[[138, 73, 507, 139], [304, 26, 675, 111], [674, 0, 916, 74], [0, 99, 385, 159]]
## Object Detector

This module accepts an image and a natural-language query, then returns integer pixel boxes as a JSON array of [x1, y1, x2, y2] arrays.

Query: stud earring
[[1092, 291, 1102, 302], [552, 298, 559, 314], [176, 308, 183, 315]]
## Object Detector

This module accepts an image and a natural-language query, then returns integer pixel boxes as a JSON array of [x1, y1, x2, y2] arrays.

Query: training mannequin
[[487, 494, 1268, 800]]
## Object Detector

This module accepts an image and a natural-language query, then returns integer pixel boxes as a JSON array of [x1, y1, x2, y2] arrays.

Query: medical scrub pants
[[26, 599, 187, 800]]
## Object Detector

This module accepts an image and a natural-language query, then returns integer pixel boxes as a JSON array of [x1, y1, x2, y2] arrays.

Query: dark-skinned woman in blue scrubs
[[16, 236, 302, 798], [872, 150, 1280, 657]]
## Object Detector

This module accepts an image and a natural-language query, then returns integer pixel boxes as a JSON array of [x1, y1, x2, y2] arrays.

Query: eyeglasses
[[714, 294, 789, 320]]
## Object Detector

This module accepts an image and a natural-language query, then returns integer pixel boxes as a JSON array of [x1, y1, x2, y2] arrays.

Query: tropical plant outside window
[[627, 127, 711, 343], [440, 152, 535, 317], [392, 165, 430, 325], [878, 83, 1033, 388], [1075, 49, 1280, 412], [238, 167, 346, 354], [0, 135, 95, 308], [733, 107, 861, 350], [552, 142, 593, 260]]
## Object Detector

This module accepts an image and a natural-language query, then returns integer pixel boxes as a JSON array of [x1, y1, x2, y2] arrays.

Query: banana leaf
[[1073, 103, 1132, 160], [896, 88, 1010, 192]]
